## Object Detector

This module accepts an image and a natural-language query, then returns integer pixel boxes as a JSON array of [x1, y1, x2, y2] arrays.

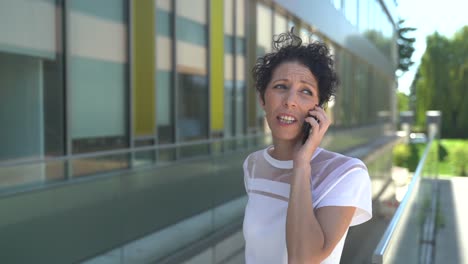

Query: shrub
[[450, 145, 468, 176], [438, 142, 448, 162], [408, 143, 420, 172], [393, 143, 410, 167], [393, 143, 420, 172]]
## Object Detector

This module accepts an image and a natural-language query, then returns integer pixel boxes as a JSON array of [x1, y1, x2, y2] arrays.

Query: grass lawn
[[413, 139, 468, 177]]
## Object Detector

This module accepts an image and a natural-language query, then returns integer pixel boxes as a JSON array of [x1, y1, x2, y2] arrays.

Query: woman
[[243, 30, 372, 264]]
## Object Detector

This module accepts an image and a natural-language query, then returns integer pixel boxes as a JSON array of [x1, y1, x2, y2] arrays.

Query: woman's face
[[260, 62, 320, 143]]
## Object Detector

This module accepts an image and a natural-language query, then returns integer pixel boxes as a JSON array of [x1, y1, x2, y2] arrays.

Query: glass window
[[256, 3, 273, 132], [236, 0, 245, 38], [176, 0, 206, 46], [156, 0, 175, 144], [0, 1, 62, 161], [256, 3, 272, 56], [354, 62, 368, 125], [333, 48, 345, 127], [288, 19, 296, 33], [300, 28, 310, 44], [0, 0, 65, 188], [363, 1, 394, 60], [69, 0, 128, 152], [68, 0, 129, 174], [333, 0, 342, 10], [175, 0, 208, 157], [235, 0, 246, 138], [176, 73, 208, 140], [310, 32, 322, 43], [224, 0, 246, 142], [342, 51, 355, 126], [224, 0, 234, 138], [325, 42, 337, 125], [274, 12, 288, 36], [344, 0, 357, 26], [382, 11, 394, 59], [368, 68, 377, 123]]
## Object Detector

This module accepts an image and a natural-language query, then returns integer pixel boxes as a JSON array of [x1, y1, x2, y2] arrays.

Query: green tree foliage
[[397, 91, 409, 112], [396, 20, 416, 123], [397, 19, 416, 75], [413, 26, 468, 138]]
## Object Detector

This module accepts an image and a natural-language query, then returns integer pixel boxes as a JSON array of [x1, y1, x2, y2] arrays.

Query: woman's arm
[[286, 164, 356, 263], [286, 106, 356, 263]]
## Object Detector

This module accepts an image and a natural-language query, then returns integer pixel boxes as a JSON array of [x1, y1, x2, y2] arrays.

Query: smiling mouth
[[277, 115, 297, 124]]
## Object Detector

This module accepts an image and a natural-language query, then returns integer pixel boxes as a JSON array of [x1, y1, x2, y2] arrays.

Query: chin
[[272, 132, 301, 143]]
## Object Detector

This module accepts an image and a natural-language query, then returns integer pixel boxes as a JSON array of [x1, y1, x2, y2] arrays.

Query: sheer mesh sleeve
[[243, 156, 250, 194], [315, 166, 372, 226]]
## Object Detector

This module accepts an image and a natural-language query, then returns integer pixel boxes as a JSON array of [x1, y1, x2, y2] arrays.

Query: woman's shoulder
[[243, 147, 268, 170], [314, 148, 367, 171], [244, 148, 265, 162]]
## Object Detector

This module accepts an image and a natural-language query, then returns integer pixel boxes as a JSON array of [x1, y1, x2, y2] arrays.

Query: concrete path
[[435, 177, 468, 264]]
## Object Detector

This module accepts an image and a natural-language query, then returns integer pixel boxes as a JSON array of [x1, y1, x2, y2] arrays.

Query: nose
[[284, 90, 298, 108]]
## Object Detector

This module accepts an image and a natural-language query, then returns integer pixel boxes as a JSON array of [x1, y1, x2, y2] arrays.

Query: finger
[[313, 105, 329, 122], [305, 116, 320, 131], [308, 110, 328, 125], [314, 105, 327, 116], [303, 117, 320, 148]]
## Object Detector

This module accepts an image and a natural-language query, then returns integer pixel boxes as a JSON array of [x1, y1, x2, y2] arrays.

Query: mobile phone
[[301, 116, 313, 145], [301, 106, 322, 144]]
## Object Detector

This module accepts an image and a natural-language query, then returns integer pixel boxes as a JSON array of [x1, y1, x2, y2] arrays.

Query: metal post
[[419, 110, 442, 264], [400, 111, 414, 144], [426, 111, 441, 141]]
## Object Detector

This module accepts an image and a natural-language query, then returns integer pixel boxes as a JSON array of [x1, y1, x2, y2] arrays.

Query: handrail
[[0, 123, 388, 168], [372, 136, 434, 263], [0, 133, 268, 168]]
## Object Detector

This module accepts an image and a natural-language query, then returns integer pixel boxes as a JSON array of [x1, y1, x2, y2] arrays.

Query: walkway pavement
[[435, 177, 468, 264]]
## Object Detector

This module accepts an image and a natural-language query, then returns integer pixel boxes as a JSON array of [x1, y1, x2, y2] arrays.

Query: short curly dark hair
[[252, 29, 338, 107]]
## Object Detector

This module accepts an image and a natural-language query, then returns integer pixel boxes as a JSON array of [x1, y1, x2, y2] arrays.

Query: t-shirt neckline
[[263, 146, 322, 169]]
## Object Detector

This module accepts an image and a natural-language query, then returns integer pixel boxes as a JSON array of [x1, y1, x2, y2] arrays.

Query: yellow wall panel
[[132, 0, 155, 137], [210, 0, 224, 133]]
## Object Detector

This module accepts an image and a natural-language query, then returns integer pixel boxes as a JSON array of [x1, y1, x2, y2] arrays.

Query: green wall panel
[[210, 0, 224, 133], [132, 0, 156, 137]]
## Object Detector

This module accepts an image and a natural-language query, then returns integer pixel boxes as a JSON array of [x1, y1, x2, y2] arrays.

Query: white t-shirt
[[243, 146, 372, 264]]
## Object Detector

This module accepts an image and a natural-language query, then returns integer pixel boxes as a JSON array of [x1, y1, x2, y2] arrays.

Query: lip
[[276, 113, 299, 126]]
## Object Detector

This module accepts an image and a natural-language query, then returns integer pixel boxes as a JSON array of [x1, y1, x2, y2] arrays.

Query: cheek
[[299, 97, 318, 110], [263, 100, 279, 122], [263, 93, 280, 109]]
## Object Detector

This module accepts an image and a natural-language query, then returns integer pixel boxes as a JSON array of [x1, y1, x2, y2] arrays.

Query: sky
[[396, 0, 468, 95]]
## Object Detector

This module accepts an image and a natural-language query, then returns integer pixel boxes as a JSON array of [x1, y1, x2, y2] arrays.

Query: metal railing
[[0, 133, 270, 168], [0, 124, 387, 194], [0, 133, 271, 194], [372, 136, 439, 263]]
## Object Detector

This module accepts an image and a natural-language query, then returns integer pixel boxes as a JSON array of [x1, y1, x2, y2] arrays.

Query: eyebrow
[[273, 78, 317, 88]]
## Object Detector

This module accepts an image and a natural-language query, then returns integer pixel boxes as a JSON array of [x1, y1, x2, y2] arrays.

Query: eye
[[301, 89, 313, 96], [273, 84, 287, 89]]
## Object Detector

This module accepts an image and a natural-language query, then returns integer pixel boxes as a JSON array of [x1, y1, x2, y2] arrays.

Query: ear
[[257, 92, 266, 109]]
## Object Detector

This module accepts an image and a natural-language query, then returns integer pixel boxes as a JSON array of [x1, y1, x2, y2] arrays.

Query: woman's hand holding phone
[[295, 105, 330, 166]]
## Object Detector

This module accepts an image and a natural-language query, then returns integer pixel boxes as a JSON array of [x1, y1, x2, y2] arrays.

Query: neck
[[269, 139, 303, 161]]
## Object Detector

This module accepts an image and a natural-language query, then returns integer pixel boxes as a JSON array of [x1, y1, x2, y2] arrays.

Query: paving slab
[[435, 177, 468, 264]]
